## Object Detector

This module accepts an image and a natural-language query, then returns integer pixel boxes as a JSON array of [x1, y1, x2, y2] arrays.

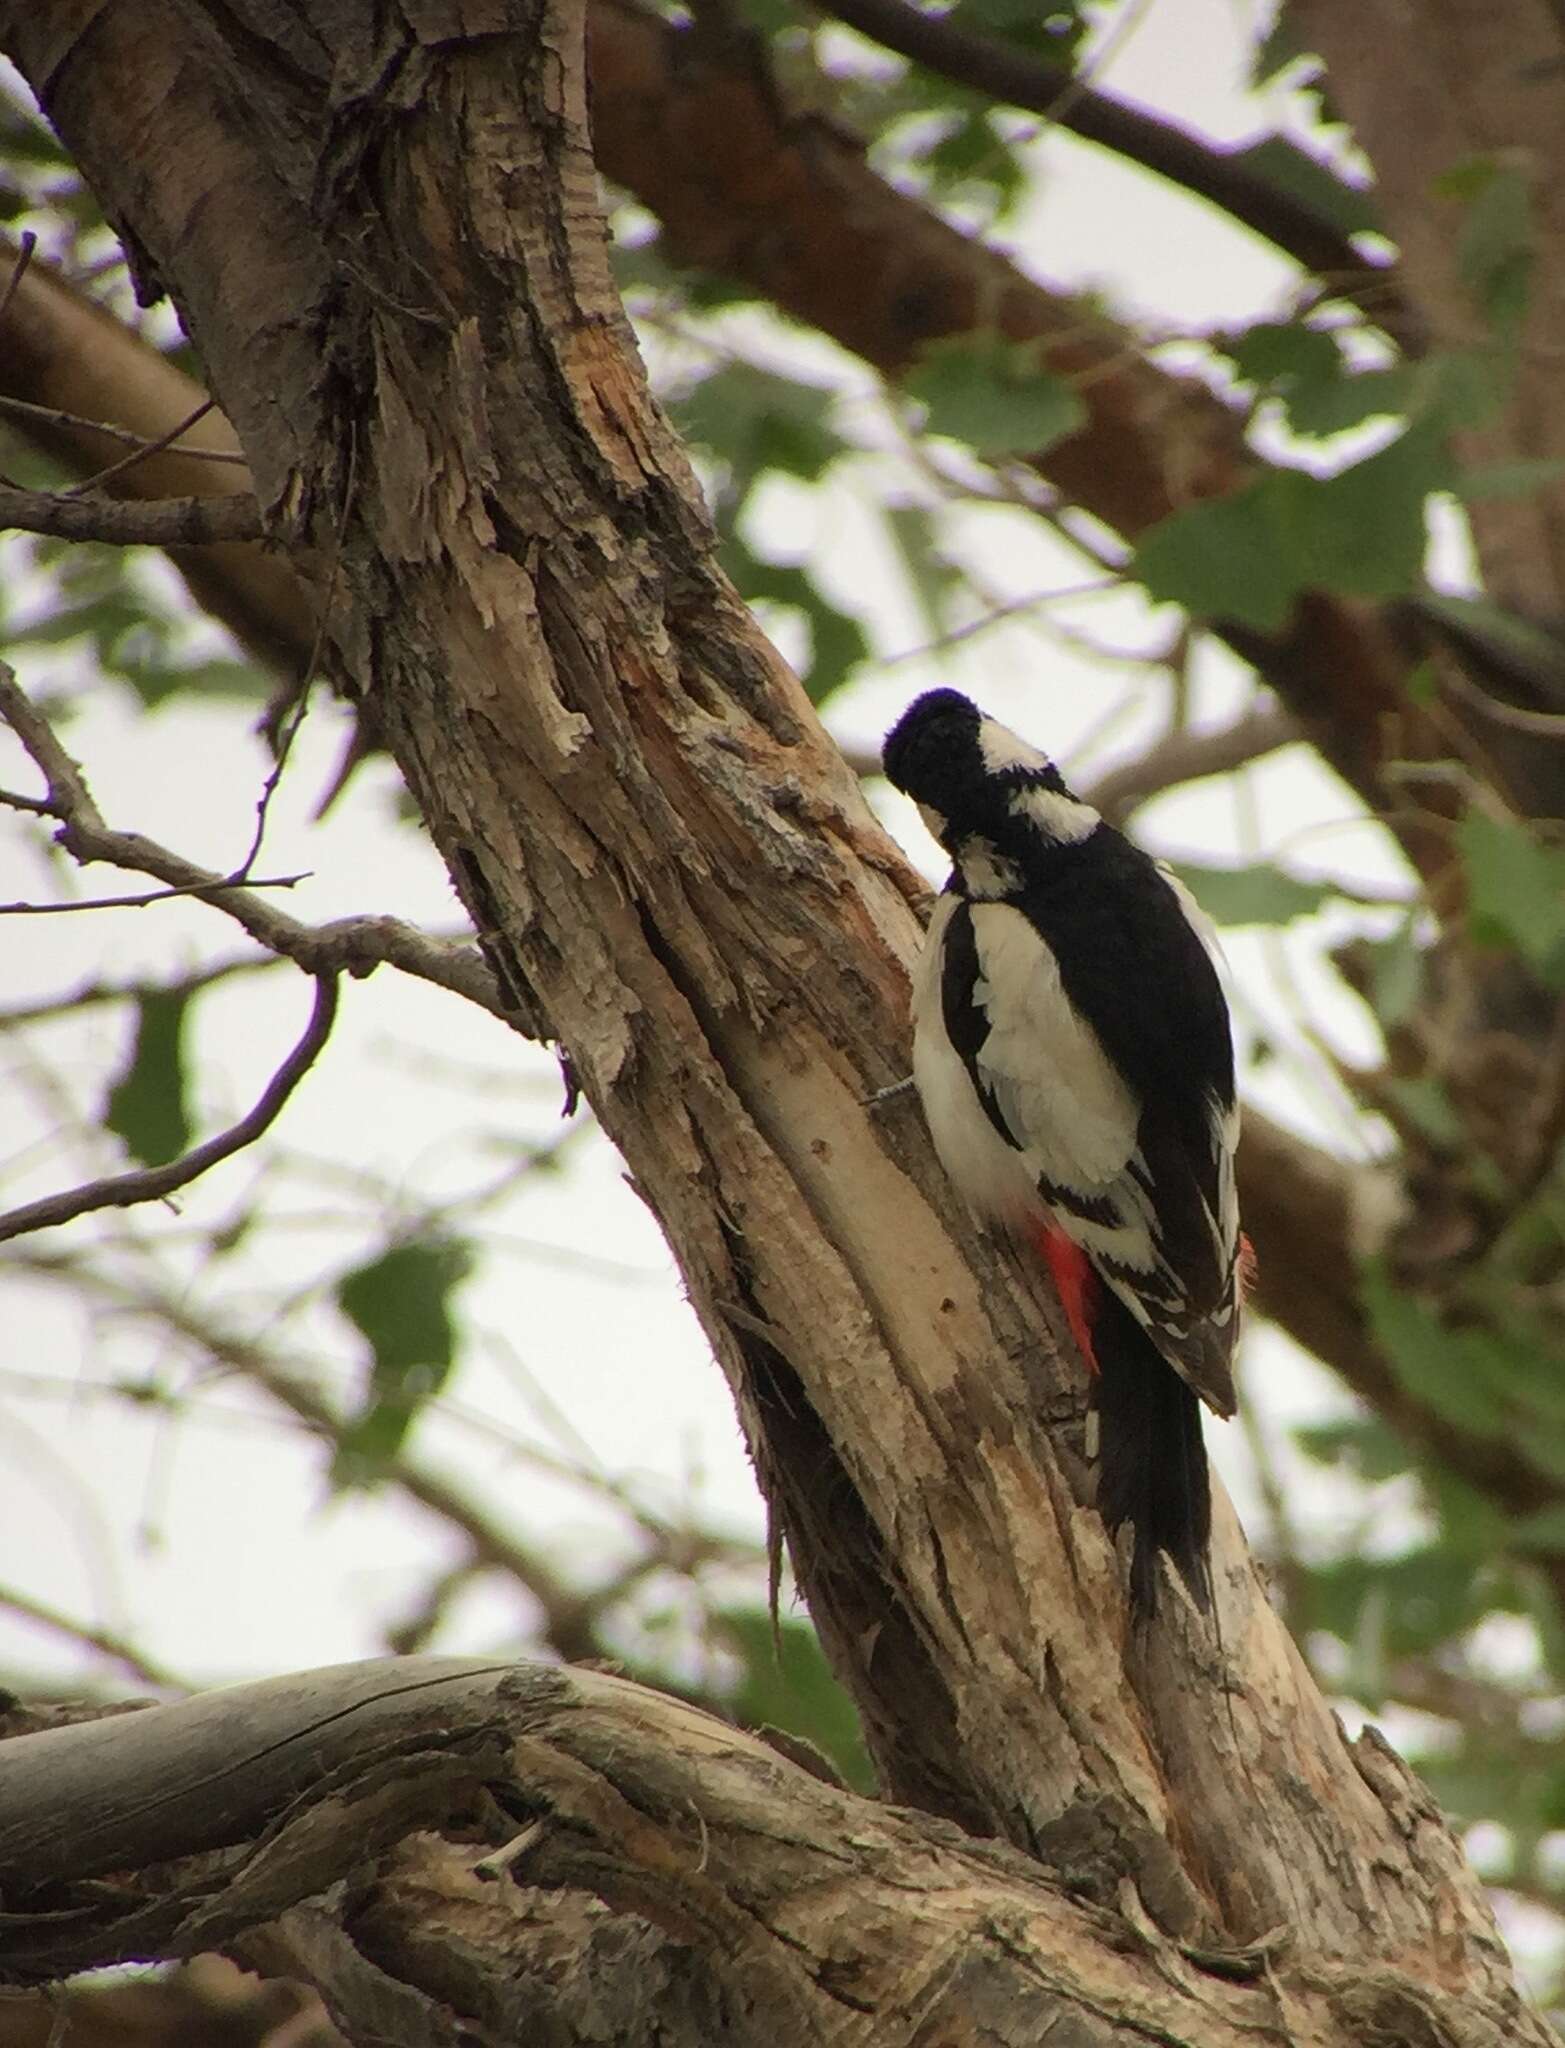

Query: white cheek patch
[[1008, 783, 1100, 846], [977, 718, 1052, 778]]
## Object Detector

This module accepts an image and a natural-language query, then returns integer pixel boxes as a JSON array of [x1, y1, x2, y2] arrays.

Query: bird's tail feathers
[[1093, 1286, 1213, 1615]]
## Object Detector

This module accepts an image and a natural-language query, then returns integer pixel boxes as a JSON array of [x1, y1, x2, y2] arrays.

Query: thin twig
[[65, 396, 218, 497], [0, 660, 505, 1014], [0, 873, 307, 914], [0, 230, 37, 331], [0, 954, 281, 1026], [0, 972, 338, 1244], [3, 1248, 616, 1664], [0, 480, 264, 547], [810, 0, 1412, 339], [0, 390, 248, 463], [238, 422, 357, 874], [0, 1579, 187, 1691]]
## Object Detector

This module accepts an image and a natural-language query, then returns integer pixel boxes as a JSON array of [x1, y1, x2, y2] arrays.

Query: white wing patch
[[911, 898, 1040, 1229], [910, 896, 1241, 1413], [967, 903, 1140, 1189]]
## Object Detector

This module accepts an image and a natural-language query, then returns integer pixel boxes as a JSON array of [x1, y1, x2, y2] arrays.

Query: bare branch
[[0, 661, 505, 1015], [0, 389, 248, 466], [0, 1247, 619, 1666], [0, 872, 308, 913], [0, 953, 287, 1026], [0, 229, 36, 329], [807, 0, 1408, 335], [0, 971, 338, 1245], [0, 479, 264, 546], [842, 702, 1300, 821], [65, 396, 218, 495], [1084, 704, 1300, 825], [0, 1581, 187, 1693]]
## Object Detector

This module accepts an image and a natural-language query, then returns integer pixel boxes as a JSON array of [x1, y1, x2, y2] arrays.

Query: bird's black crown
[[882, 687, 1074, 837]]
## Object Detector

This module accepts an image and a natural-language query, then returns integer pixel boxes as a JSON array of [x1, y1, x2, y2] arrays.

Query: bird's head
[[881, 689, 1099, 886]]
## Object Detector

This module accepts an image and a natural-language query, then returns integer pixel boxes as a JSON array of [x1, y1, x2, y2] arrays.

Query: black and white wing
[[916, 882, 1241, 1419]]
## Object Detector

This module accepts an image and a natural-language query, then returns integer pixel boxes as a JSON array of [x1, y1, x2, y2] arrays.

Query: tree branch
[[0, 1250, 634, 1668], [0, 972, 338, 1245], [0, 1655, 1539, 2047], [0, 479, 264, 546], [0, 1582, 187, 1693], [0, 662, 505, 1016], [811, 0, 1410, 334], [0, 231, 313, 679], [1083, 703, 1299, 825]]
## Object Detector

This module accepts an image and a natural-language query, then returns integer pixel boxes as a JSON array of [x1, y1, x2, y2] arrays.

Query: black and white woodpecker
[[882, 687, 1246, 1612]]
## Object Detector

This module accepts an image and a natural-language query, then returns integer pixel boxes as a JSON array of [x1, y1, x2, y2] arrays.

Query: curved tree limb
[[810, 0, 1412, 335], [0, 233, 316, 676], [0, 972, 339, 1245], [0, 1655, 1542, 2048]]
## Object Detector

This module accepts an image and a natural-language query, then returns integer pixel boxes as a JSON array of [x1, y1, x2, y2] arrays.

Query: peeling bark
[[0, 0, 1550, 2037], [0, 1658, 1544, 2046]]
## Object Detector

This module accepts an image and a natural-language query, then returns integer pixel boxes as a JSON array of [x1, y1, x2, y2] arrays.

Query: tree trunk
[[0, 2, 1548, 2039]]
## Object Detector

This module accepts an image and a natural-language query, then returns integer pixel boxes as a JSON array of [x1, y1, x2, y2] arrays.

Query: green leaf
[[1249, 14, 1318, 88], [1222, 320, 1413, 439], [720, 1605, 874, 1793], [884, 502, 963, 643], [904, 334, 1085, 459], [1131, 477, 1296, 633], [1293, 1414, 1409, 1483], [1360, 1264, 1509, 1439], [1228, 135, 1380, 239], [1269, 421, 1449, 599], [720, 537, 869, 705], [105, 990, 192, 1168], [960, 0, 1089, 61], [1409, 346, 1512, 431], [677, 364, 841, 485], [1304, 1544, 1485, 1662], [1452, 158, 1533, 334], [1227, 320, 1343, 394], [1379, 1074, 1465, 1150], [1285, 368, 1413, 440], [1510, 1505, 1565, 1555], [1165, 859, 1336, 926], [1361, 914, 1426, 1027], [1456, 809, 1565, 986], [335, 1236, 472, 1478]]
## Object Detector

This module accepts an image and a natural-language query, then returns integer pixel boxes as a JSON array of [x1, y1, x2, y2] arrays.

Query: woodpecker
[[882, 687, 1242, 1612]]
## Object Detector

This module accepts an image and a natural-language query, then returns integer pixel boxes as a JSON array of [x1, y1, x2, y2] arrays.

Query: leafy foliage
[[1166, 860, 1341, 928], [335, 1236, 473, 1479], [104, 989, 192, 1166], [718, 1603, 874, 1793], [903, 334, 1085, 458]]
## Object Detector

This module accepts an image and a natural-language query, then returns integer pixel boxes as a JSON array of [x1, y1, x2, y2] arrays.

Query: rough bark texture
[[0, 1658, 1536, 2045], [0, 2, 1550, 2041]]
